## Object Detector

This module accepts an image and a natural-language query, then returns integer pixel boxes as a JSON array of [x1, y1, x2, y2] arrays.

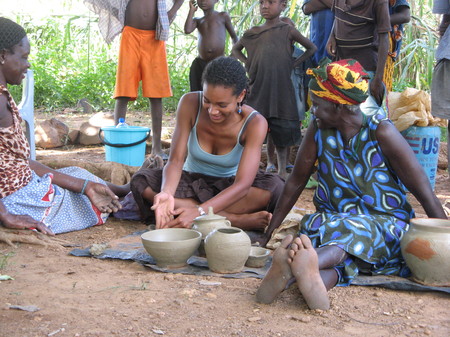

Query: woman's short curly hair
[[0, 17, 27, 52], [202, 57, 248, 96]]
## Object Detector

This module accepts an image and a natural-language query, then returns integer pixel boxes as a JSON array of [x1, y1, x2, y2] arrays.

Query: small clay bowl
[[141, 228, 201, 269], [245, 247, 271, 268]]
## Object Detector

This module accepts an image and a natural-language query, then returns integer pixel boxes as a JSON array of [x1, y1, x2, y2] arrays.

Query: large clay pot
[[204, 227, 251, 274], [400, 218, 450, 286], [192, 207, 231, 239]]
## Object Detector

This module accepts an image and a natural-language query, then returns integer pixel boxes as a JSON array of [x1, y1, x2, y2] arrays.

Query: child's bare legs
[[276, 145, 289, 179], [114, 97, 129, 124], [256, 234, 294, 304], [266, 136, 277, 173], [289, 235, 345, 310], [149, 98, 165, 159]]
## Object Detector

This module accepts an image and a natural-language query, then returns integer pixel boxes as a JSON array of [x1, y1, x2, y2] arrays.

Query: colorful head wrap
[[0, 17, 27, 51], [307, 58, 370, 105]]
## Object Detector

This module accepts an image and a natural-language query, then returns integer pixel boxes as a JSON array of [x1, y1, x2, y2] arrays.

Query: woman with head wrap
[[0, 17, 128, 237], [256, 58, 447, 310]]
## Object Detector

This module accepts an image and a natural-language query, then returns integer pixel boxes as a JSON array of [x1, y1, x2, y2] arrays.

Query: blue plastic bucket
[[401, 126, 440, 190], [99, 126, 150, 166]]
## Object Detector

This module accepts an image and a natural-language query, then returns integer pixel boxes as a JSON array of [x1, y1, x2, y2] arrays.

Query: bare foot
[[289, 235, 330, 310], [256, 235, 294, 304], [224, 211, 271, 231]]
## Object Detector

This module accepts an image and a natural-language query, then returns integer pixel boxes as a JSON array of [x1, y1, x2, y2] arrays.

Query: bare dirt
[[1, 111, 449, 337]]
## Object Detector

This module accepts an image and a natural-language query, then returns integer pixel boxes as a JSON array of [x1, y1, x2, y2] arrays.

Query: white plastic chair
[[17, 69, 36, 160]]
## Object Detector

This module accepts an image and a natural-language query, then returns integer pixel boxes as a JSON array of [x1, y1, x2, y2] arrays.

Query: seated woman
[[0, 17, 128, 236], [131, 57, 284, 230], [257, 58, 447, 310]]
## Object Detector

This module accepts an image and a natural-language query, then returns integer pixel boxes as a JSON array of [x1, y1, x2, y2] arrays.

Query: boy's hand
[[189, 0, 198, 12], [369, 78, 385, 106], [326, 34, 336, 56]]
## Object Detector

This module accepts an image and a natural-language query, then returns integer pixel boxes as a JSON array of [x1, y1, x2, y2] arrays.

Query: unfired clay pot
[[192, 207, 232, 256], [192, 206, 231, 239], [141, 228, 201, 269], [400, 218, 450, 286], [204, 227, 251, 274]]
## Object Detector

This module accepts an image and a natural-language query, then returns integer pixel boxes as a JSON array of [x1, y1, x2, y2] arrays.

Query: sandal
[[305, 177, 318, 189], [265, 164, 277, 173], [286, 164, 294, 173]]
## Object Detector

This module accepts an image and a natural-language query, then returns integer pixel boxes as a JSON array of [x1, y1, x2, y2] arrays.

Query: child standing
[[232, 0, 316, 179], [327, 0, 391, 112], [84, 0, 184, 159], [184, 0, 238, 91]]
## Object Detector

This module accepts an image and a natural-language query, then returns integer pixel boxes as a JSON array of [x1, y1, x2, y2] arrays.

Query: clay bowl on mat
[[141, 228, 202, 269], [245, 246, 271, 268]]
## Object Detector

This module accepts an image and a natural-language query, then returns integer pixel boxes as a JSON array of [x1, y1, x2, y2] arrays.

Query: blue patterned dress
[[300, 112, 414, 285]]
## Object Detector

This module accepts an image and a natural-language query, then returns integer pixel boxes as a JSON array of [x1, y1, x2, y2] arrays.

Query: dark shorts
[[431, 59, 450, 119], [268, 118, 302, 147], [130, 169, 284, 222], [189, 57, 209, 92]]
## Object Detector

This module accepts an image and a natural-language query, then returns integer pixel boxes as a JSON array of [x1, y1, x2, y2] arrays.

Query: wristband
[[80, 179, 89, 195], [197, 205, 206, 216]]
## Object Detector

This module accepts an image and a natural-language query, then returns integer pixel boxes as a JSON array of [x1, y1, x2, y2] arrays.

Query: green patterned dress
[[300, 112, 414, 285]]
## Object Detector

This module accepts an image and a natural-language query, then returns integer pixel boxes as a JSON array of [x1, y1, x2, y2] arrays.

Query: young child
[[184, 0, 238, 91], [232, 0, 316, 179], [85, 0, 184, 159], [327, 0, 391, 113]]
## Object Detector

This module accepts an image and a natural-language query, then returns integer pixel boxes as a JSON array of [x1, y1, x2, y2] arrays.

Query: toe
[[299, 234, 313, 249], [280, 234, 293, 249]]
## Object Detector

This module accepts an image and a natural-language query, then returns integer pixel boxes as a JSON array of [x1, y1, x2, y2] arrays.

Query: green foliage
[[393, 0, 439, 91]]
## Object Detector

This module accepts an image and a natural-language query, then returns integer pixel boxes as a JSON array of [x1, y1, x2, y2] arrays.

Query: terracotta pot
[[400, 218, 450, 286], [204, 227, 251, 274]]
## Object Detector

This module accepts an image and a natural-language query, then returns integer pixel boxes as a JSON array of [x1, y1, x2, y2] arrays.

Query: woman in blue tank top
[[131, 57, 284, 232]]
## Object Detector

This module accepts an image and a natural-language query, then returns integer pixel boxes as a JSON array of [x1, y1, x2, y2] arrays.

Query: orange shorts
[[114, 26, 172, 99]]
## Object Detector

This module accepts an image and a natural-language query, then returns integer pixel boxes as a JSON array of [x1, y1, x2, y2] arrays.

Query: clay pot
[[141, 228, 201, 269], [192, 206, 231, 239], [400, 218, 450, 286], [204, 227, 251, 274], [245, 246, 271, 268]]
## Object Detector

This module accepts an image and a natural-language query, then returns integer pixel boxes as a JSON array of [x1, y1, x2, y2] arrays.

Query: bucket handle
[[98, 129, 150, 148]]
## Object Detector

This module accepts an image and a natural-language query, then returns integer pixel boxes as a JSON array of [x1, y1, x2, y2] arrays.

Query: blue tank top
[[183, 93, 258, 177]]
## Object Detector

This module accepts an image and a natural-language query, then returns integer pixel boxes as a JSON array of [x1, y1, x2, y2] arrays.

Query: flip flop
[[305, 177, 318, 189], [265, 164, 277, 173], [286, 164, 294, 173]]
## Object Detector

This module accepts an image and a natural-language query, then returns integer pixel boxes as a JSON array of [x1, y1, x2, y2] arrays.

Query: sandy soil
[[0, 112, 449, 337]]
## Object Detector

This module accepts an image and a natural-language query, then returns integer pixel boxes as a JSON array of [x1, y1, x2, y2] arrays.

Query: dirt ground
[[1, 112, 449, 337]]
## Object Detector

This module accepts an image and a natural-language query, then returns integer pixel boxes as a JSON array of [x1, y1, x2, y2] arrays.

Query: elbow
[[302, 4, 312, 15]]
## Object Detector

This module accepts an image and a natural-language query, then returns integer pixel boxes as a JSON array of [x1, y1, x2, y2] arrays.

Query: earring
[[237, 102, 242, 114]]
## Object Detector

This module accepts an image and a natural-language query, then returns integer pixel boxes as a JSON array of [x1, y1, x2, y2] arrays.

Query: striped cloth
[[84, 0, 173, 43]]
